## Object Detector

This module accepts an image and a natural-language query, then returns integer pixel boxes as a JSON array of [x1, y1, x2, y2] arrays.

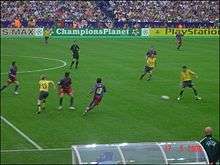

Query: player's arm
[[89, 85, 95, 94], [57, 81, 62, 90], [189, 70, 198, 78], [9, 73, 16, 78], [49, 81, 56, 89], [103, 86, 107, 93]]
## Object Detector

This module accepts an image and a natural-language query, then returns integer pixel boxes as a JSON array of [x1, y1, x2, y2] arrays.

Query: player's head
[[40, 75, 47, 80], [182, 65, 187, 71], [12, 61, 16, 66], [204, 127, 213, 136], [96, 78, 102, 83], [65, 72, 70, 78]]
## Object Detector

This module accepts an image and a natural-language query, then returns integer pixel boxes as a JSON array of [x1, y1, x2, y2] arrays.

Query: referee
[[70, 41, 80, 69], [200, 127, 219, 164]]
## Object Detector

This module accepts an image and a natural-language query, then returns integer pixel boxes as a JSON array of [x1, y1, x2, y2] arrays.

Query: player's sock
[[147, 74, 152, 81], [59, 97, 63, 106], [70, 96, 74, 106], [42, 100, 46, 110], [179, 90, 184, 97], [192, 88, 198, 96], [37, 104, 41, 114], [139, 74, 145, 80], [70, 61, 75, 68], [75, 61, 79, 69], [14, 85, 19, 92], [1, 85, 7, 92]]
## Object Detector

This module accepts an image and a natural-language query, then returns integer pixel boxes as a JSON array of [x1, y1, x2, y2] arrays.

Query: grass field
[[1, 37, 219, 164]]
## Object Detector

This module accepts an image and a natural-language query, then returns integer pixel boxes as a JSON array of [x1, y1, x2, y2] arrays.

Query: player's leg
[[1, 80, 11, 92], [83, 98, 95, 115], [191, 86, 201, 100], [83, 96, 102, 115], [70, 57, 75, 69], [1, 84, 9, 92], [177, 41, 182, 50], [41, 99, 46, 110], [75, 58, 79, 69], [139, 67, 147, 80], [68, 93, 75, 110], [14, 81, 19, 95], [37, 99, 42, 114], [146, 70, 153, 81], [177, 82, 185, 100], [45, 36, 48, 44], [58, 91, 64, 110], [37, 91, 49, 114]]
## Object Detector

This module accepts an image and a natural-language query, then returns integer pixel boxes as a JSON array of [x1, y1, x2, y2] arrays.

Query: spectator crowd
[[1, 1, 219, 28]]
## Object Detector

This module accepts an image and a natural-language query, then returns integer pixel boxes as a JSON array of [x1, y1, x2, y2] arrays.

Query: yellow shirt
[[39, 80, 54, 92], [44, 29, 50, 37], [146, 57, 156, 68], [180, 69, 195, 81]]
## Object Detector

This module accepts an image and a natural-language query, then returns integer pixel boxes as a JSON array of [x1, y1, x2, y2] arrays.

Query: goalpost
[[71, 141, 209, 164]]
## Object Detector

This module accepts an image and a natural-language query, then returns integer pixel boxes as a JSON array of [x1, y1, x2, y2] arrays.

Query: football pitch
[[1, 37, 219, 164]]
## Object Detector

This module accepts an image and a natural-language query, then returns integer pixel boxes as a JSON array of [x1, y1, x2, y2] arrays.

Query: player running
[[70, 41, 80, 69], [139, 54, 157, 81], [83, 78, 106, 116], [43, 28, 51, 44], [37, 75, 55, 114], [58, 72, 75, 110], [1, 61, 19, 95], [177, 66, 201, 100], [176, 31, 183, 50]]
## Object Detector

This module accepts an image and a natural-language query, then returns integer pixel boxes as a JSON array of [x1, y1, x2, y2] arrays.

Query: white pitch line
[[1, 55, 67, 75], [1, 148, 70, 153], [1, 116, 43, 150]]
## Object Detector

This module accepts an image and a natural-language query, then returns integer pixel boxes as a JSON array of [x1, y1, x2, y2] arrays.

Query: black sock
[[59, 97, 63, 106], [15, 85, 19, 92], [70, 97, 74, 106], [192, 88, 198, 96], [70, 61, 75, 68], [179, 90, 184, 97], [75, 61, 79, 68], [1, 85, 7, 92], [147, 74, 152, 80], [140, 74, 145, 80]]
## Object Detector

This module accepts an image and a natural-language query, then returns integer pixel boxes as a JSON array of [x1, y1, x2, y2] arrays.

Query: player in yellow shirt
[[43, 28, 51, 44], [139, 54, 157, 81], [177, 66, 201, 100], [37, 75, 55, 114]]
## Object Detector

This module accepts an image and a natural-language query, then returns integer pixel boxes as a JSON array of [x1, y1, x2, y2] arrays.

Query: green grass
[[1, 37, 219, 164]]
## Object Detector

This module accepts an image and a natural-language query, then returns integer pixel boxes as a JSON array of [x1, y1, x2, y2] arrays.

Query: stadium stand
[[1, 1, 219, 28]]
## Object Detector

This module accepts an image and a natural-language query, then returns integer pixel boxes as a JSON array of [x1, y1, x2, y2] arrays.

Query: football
[[161, 95, 170, 100]]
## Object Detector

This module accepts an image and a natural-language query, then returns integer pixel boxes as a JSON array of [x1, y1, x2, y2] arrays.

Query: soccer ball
[[161, 95, 170, 100]]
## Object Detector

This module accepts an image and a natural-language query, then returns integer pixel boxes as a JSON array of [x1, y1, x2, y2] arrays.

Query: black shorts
[[144, 66, 153, 73], [45, 36, 49, 40], [38, 91, 49, 100], [182, 80, 193, 88], [72, 52, 79, 60]]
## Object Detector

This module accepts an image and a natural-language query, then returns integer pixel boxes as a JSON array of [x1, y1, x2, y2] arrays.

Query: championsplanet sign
[[149, 28, 219, 36], [52, 28, 142, 37], [1, 28, 44, 37]]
